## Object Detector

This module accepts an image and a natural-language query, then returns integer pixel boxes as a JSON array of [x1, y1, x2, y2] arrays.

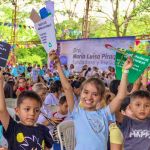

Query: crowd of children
[[0, 50, 150, 150]]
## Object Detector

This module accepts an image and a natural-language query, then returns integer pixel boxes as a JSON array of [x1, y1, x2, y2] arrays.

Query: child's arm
[[109, 123, 123, 150], [41, 117, 62, 126], [0, 71, 10, 130], [109, 57, 133, 113], [0, 148, 8, 150], [49, 51, 74, 112], [110, 144, 122, 150], [129, 76, 141, 94], [141, 68, 148, 90]]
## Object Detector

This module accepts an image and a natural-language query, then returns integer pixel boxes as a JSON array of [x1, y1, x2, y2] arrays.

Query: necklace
[[84, 110, 105, 136]]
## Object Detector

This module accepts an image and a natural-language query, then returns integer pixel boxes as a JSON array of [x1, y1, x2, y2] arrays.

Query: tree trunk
[[112, 0, 120, 36], [82, 0, 90, 38]]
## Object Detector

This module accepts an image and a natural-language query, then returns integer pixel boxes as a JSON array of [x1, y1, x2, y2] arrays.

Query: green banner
[[115, 51, 150, 83]]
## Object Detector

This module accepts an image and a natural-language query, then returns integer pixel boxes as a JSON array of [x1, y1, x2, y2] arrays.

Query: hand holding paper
[[49, 50, 60, 64], [123, 57, 133, 70], [0, 70, 4, 86], [30, 3, 57, 53], [115, 51, 150, 83]]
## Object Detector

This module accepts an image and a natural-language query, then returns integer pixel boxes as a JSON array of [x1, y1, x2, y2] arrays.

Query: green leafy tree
[[94, 0, 150, 36], [15, 45, 47, 65], [56, 19, 82, 40]]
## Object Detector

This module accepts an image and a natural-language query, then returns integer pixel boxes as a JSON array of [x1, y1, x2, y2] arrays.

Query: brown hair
[[17, 90, 42, 107], [18, 77, 26, 82], [130, 90, 150, 102]]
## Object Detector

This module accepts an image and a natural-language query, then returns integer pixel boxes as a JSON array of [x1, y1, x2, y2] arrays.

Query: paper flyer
[[34, 15, 57, 53], [0, 41, 11, 67]]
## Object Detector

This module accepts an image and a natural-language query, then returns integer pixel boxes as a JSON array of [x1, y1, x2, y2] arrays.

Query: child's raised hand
[[50, 117, 63, 124], [0, 70, 4, 85], [0, 148, 8, 150], [49, 50, 60, 64], [123, 56, 133, 70]]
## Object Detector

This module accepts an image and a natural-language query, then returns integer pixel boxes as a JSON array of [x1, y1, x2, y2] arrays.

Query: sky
[[1, 0, 137, 26], [25, 0, 135, 25]]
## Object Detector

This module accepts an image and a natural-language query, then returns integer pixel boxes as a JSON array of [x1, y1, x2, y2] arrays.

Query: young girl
[[15, 77, 28, 97], [49, 51, 133, 150]]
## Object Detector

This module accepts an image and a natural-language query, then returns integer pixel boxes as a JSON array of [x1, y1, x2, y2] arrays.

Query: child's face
[[38, 89, 47, 102], [59, 102, 68, 115], [27, 80, 33, 86], [18, 79, 26, 88], [80, 83, 101, 111], [129, 97, 150, 120], [74, 87, 81, 96], [15, 98, 41, 126]]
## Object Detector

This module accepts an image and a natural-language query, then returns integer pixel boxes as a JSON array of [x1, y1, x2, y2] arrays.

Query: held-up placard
[[0, 42, 11, 67], [34, 16, 57, 53], [30, 8, 57, 53], [115, 50, 150, 83]]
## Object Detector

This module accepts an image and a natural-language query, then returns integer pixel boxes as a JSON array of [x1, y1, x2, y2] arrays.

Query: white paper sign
[[34, 16, 57, 53]]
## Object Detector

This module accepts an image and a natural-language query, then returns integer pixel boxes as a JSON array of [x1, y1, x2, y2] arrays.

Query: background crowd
[[0, 54, 150, 150]]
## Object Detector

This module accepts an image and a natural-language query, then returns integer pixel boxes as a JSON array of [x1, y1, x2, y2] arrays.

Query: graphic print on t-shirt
[[16, 132, 45, 150], [129, 129, 150, 139]]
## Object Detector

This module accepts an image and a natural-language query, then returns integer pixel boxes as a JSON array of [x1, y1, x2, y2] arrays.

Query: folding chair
[[5, 98, 17, 108], [7, 107, 16, 120], [57, 120, 75, 150]]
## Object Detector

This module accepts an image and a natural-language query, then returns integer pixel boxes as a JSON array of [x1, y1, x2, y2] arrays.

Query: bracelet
[[122, 69, 129, 74]]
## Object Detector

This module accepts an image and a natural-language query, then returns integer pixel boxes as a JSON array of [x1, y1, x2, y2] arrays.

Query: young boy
[[0, 71, 53, 150], [121, 90, 150, 150]]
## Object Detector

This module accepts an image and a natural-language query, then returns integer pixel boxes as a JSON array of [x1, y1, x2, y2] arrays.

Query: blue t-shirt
[[53, 76, 60, 81], [63, 70, 70, 78], [38, 69, 45, 76], [11, 67, 19, 77], [0, 125, 2, 145], [71, 106, 115, 150], [17, 65, 25, 74], [44, 93, 59, 106]]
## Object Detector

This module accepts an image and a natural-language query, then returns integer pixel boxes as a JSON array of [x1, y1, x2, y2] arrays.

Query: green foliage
[[95, 0, 150, 36], [89, 14, 150, 38], [55, 19, 82, 40], [0, 0, 150, 65], [15, 45, 47, 65], [133, 0, 150, 14], [134, 42, 150, 56]]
